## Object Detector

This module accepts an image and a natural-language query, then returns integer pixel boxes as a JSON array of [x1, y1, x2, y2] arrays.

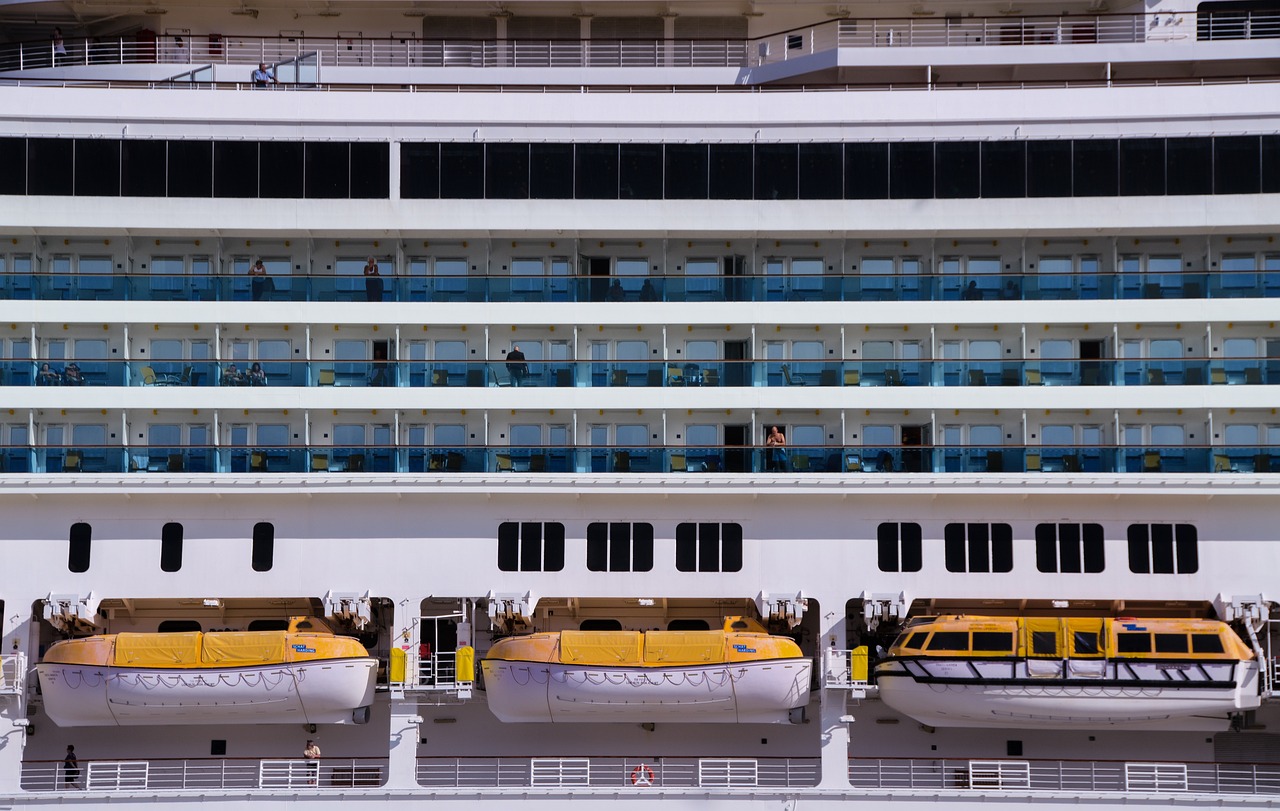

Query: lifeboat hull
[[37, 658, 377, 727], [876, 659, 1262, 730], [483, 659, 811, 723]]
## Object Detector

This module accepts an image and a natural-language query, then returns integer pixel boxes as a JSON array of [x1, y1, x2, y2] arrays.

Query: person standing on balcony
[[363, 256, 384, 302], [303, 739, 321, 785], [252, 62, 277, 87], [62, 745, 79, 789], [249, 259, 268, 300], [505, 345, 528, 387], [52, 28, 67, 65]]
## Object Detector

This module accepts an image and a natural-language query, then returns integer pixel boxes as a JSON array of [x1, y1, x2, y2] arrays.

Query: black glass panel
[[665, 144, 708, 199], [497, 521, 519, 571], [440, 143, 484, 199], [519, 522, 542, 571], [160, 522, 183, 572], [935, 141, 979, 199], [1058, 522, 1081, 573], [845, 143, 888, 199], [967, 522, 990, 572], [1119, 138, 1165, 196], [900, 522, 922, 572], [721, 522, 742, 572], [754, 143, 797, 200], [709, 144, 753, 199], [400, 143, 440, 199], [485, 143, 529, 199], [543, 522, 565, 571], [1150, 523, 1175, 574], [530, 143, 573, 199], [944, 522, 966, 572], [609, 523, 630, 572], [259, 142, 304, 199], [121, 140, 167, 197], [698, 522, 719, 572], [981, 141, 1025, 198], [350, 142, 390, 199], [1215, 135, 1261, 194], [1027, 141, 1072, 197], [1167, 137, 1213, 195], [213, 141, 259, 198], [1035, 524, 1058, 573], [675, 522, 697, 571], [1127, 524, 1151, 573], [1072, 139, 1118, 197], [69, 522, 91, 573], [1263, 135, 1280, 193], [586, 523, 607, 571], [74, 139, 121, 196], [1175, 523, 1199, 573], [28, 139, 74, 196], [0, 138, 25, 195], [1083, 523, 1105, 573], [889, 142, 933, 199], [798, 143, 842, 199], [575, 143, 619, 200], [305, 142, 349, 199], [620, 144, 663, 199], [251, 522, 274, 571], [877, 522, 900, 572], [168, 141, 213, 197], [633, 523, 654, 572]]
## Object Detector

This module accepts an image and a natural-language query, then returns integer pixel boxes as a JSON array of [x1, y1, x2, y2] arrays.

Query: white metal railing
[[0, 652, 26, 694], [19, 758, 387, 792], [849, 758, 1280, 795], [417, 757, 819, 789]]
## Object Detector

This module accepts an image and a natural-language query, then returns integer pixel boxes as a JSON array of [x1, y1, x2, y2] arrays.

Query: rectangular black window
[[586, 522, 654, 572], [980, 141, 1025, 198], [1027, 140, 1072, 197], [845, 142, 888, 199], [260, 142, 304, 199], [305, 142, 350, 199], [0, 137, 26, 195], [709, 144, 753, 199], [943, 522, 1013, 573], [877, 522, 922, 572], [168, 140, 213, 197], [69, 522, 91, 573], [1127, 523, 1198, 574], [575, 143, 619, 200], [797, 143, 842, 199], [1214, 135, 1261, 195], [926, 632, 968, 651], [935, 141, 980, 199], [1154, 633, 1188, 653], [1072, 139, 1118, 197], [440, 143, 485, 199], [485, 143, 529, 199], [1035, 523, 1104, 573], [160, 522, 183, 572], [1116, 633, 1150, 653], [1119, 138, 1166, 196], [665, 144, 708, 200], [497, 521, 565, 572], [675, 522, 742, 572], [213, 141, 259, 198], [754, 143, 797, 200], [1167, 137, 1213, 195], [972, 632, 1013, 651], [1263, 135, 1280, 194], [251, 522, 274, 572], [28, 138, 75, 196], [1031, 630, 1057, 655], [350, 142, 390, 199], [619, 144, 663, 199], [1191, 634, 1225, 654], [121, 140, 167, 197], [889, 142, 933, 199], [530, 143, 573, 199], [400, 143, 440, 199], [74, 139, 121, 197]]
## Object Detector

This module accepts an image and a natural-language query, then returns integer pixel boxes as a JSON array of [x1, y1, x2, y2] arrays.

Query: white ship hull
[[483, 659, 812, 723], [36, 659, 377, 727]]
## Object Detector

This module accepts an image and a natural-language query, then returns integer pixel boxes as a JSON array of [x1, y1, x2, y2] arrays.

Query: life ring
[[630, 764, 655, 787]]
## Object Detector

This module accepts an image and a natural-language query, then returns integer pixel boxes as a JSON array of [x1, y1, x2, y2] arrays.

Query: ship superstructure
[[1, 0, 1280, 806]]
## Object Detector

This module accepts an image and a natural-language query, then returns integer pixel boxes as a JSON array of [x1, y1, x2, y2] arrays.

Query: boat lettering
[[292, 644, 316, 653], [732, 645, 756, 653]]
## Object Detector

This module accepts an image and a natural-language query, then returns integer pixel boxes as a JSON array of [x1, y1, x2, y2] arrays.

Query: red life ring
[[630, 764, 655, 786]]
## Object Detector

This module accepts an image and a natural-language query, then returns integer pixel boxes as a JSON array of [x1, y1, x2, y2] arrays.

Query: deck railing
[[0, 652, 26, 694], [19, 757, 387, 792], [416, 756, 819, 788]]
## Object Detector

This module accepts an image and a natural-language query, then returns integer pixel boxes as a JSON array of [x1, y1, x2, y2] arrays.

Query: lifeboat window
[[944, 522, 1013, 573], [1116, 633, 1151, 654], [580, 619, 623, 631], [900, 633, 923, 650], [924, 632, 969, 651], [160, 522, 183, 572], [877, 522, 922, 572], [1127, 523, 1199, 574], [972, 632, 1013, 652], [68, 522, 91, 573], [1154, 633, 1190, 654], [1035, 523, 1105, 573], [1191, 634, 1226, 654], [586, 522, 654, 572], [668, 619, 711, 631], [251, 522, 274, 572], [158, 619, 201, 633], [497, 521, 566, 572], [675, 522, 743, 573], [1031, 631, 1058, 655], [1072, 631, 1101, 655]]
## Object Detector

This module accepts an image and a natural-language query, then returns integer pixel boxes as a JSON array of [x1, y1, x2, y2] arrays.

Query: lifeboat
[[482, 617, 811, 724], [874, 615, 1261, 730], [37, 617, 377, 727]]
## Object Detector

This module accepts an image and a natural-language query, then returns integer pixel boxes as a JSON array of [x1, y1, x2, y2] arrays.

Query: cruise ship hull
[[482, 659, 812, 723], [36, 659, 377, 726]]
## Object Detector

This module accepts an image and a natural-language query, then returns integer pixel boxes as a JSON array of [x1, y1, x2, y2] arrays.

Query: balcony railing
[[19, 757, 387, 792], [416, 756, 818, 789], [0, 652, 26, 694], [1, 444, 1275, 476], [2, 270, 1278, 304], [3, 357, 1273, 390]]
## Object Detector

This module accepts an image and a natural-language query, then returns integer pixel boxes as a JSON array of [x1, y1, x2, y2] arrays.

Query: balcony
[[416, 756, 818, 789], [19, 757, 387, 792]]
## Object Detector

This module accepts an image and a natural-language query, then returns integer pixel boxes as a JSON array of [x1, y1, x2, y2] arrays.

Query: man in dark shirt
[[505, 345, 528, 387]]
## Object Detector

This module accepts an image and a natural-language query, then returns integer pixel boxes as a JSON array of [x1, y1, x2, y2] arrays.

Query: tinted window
[[925, 631, 968, 651], [754, 143, 797, 200], [74, 139, 121, 196], [709, 144, 753, 199], [213, 141, 259, 198], [440, 143, 484, 199], [845, 143, 888, 199], [1263, 134, 1280, 193], [305, 142, 350, 199], [1027, 140, 1072, 197], [935, 141, 979, 199], [1191, 634, 1225, 654], [676, 521, 741, 572], [1167, 137, 1213, 195], [981, 141, 1025, 198], [902, 632, 923, 650], [1119, 138, 1165, 196], [168, 140, 213, 197], [121, 140, 167, 197], [972, 632, 1013, 651], [0, 137, 26, 195], [1154, 633, 1189, 653], [28, 139, 75, 195], [1215, 135, 1260, 194], [586, 521, 654, 572], [260, 142, 304, 199], [401, 143, 440, 199], [889, 142, 933, 199], [1032, 630, 1057, 655], [350, 142, 390, 199], [665, 144, 708, 199], [1073, 631, 1100, 655], [530, 143, 573, 199], [1072, 139, 1118, 197], [798, 143, 843, 199], [1116, 633, 1150, 653], [251, 522, 274, 571], [878, 521, 923, 572], [160, 522, 183, 572], [619, 144, 662, 199], [575, 144, 618, 199], [69, 522, 91, 572], [485, 143, 529, 199]]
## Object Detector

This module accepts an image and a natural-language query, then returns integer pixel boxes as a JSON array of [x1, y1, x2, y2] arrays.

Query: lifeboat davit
[[482, 616, 811, 723], [874, 615, 1261, 730], [37, 617, 377, 727]]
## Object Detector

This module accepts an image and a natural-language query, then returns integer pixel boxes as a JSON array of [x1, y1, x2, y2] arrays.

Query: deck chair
[[250, 451, 268, 472], [1025, 453, 1041, 472], [1244, 367, 1263, 385], [1184, 366, 1204, 385], [432, 369, 448, 386], [167, 453, 185, 472], [666, 366, 684, 386], [791, 454, 810, 472], [1062, 454, 1081, 472], [968, 369, 987, 386], [310, 453, 329, 472], [346, 453, 366, 472], [1146, 368, 1165, 385], [844, 369, 861, 386], [318, 369, 336, 386], [1001, 368, 1019, 387], [489, 365, 512, 387], [611, 369, 629, 387], [1214, 454, 1232, 473], [528, 454, 546, 472], [1143, 452, 1162, 472], [1081, 367, 1099, 386], [670, 454, 687, 472], [845, 454, 862, 472], [780, 364, 807, 386], [612, 451, 631, 472], [985, 452, 1004, 472], [884, 369, 902, 386], [445, 452, 465, 472], [1210, 367, 1227, 385], [141, 366, 158, 385], [1024, 368, 1042, 386], [1254, 455, 1272, 473], [63, 451, 83, 473], [703, 369, 720, 387], [495, 453, 513, 472]]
